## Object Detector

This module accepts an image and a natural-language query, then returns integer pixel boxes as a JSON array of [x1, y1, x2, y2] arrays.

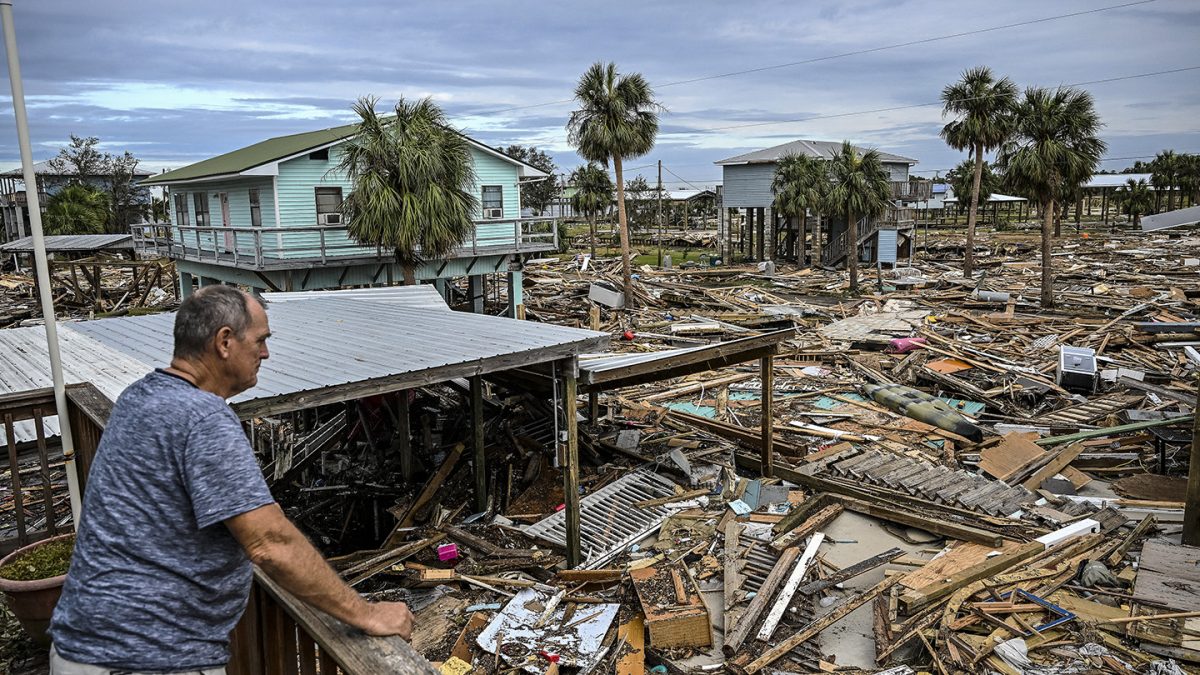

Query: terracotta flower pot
[[0, 533, 73, 646]]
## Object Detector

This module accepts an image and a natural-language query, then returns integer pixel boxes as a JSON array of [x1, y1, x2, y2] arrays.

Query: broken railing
[[0, 383, 109, 556], [228, 569, 437, 675]]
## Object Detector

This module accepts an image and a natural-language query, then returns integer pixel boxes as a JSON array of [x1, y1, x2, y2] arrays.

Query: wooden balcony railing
[[229, 570, 437, 675], [0, 383, 108, 556], [131, 218, 560, 271], [890, 181, 933, 201]]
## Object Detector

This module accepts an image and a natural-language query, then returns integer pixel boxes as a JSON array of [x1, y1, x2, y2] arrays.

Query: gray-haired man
[[49, 285, 412, 674]]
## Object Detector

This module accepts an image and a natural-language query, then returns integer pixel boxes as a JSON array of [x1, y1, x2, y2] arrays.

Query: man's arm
[[225, 503, 413, 639]]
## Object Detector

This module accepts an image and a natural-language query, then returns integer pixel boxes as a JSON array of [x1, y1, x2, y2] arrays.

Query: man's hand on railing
[[361, 601, 414, 640]]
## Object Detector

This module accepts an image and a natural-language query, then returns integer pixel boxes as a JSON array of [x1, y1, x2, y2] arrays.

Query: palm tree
[[570, 162, 614, 260], [940, 67, 1018, 278], [567, 62, 660, 307], [997, 87, 1106, 309], [43, 184, 109, 236], [771, 153, 826, 265], [337, 96, 478, 284], [1117, 178, 1154, 229], [1151, 150, 1179, 212], [827, 141, 892, 292], [947, 158, 998, 219]]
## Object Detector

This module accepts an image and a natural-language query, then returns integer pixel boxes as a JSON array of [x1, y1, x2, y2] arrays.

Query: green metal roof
[[141, 122, 361, 185], [142, 120, 548, 186]]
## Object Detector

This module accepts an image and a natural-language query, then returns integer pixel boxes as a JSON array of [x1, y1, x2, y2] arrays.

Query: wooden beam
[[1020, 442, 1085, 490], [1187, 385, 1200, 546], [383, 443, 465, 546], [799, 547, 905, 596], [760, 355, 774, 478], [470, 376, 486, 514], [562, 362, 582, 567], [396, 393, 412, 481], [898, 540, 1045, 612]]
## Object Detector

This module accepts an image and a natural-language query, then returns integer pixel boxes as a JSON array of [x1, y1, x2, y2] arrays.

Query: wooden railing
[[229, 570, 438, 675], [0, 383, 108, 556], [131, 218, 560, 271], [891, 181, 933, 201]]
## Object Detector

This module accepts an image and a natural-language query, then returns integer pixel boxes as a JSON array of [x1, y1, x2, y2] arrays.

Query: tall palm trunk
[[613, 156, 634, 307], [813, 213, 822, 266], [1040, 198, 1055, 308], [403, 263, 416, 285], [847, 206, 858, 292], [965, 144, 984, 278], [588, 211, 597, 260]]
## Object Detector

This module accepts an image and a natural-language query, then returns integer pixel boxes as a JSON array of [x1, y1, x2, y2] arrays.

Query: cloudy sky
[[1, 0, 1197, 188]]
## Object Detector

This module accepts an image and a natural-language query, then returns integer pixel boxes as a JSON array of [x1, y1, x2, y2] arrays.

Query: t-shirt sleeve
[[182, 408, 276, 530]]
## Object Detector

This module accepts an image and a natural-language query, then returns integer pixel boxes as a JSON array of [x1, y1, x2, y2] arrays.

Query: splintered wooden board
[[898, 540, 1023, 592], [926, 357, 973, 374], [979, 432, 1045, 482], [1133, 540, 1200, 612], [616, 614, 646, 675], [630, 564, 712, 649]]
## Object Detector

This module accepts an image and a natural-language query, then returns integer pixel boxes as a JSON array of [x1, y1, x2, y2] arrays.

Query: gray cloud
[[0, 0, 1196, 188]]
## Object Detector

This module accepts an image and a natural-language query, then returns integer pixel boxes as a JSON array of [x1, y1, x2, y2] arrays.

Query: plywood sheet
[[1133, 539, 1200, 611], [899, 540, 1022, 592], [979, 432, 1045, 482]]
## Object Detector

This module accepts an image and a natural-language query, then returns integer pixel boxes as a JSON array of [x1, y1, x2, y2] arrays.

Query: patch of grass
[[0, 536, 74, 581]]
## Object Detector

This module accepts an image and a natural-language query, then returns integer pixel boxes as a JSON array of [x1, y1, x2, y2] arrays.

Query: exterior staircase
[[820, 206, 915, 267]]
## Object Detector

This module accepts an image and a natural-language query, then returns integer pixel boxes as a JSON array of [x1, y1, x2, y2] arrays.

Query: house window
[[481, 185, 503, 217], [315, 187, 343, 225], [249, 189, 262, 227], [308, 148, 329, 161], [173, 194, 189, 227], [193, 192, 210, 227]]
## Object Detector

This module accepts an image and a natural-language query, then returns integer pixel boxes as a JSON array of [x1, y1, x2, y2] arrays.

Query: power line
[[661, 165, 707, 192], [469, 0, 1155, 117], [694, 65, 1200, 133]]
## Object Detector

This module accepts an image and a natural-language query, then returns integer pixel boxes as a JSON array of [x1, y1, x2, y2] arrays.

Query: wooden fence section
[[0, 383, 107, 556], [229, 569, 438, 675]]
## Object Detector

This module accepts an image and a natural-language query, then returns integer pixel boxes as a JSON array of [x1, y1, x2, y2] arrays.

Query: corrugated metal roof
[[261, 285, 450, 312], [1085, 173, 1153, 189], [715, 139, 917, 166], [0, 297, 608, 440], [665, 189, 716, 201], [0, 324, 154, 441], [0, 234, 133, 253]]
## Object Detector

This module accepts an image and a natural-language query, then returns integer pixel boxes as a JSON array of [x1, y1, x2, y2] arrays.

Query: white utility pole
[[1, 0, 84, 525]]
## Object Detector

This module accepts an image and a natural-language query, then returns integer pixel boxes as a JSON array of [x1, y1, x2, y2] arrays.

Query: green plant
[[941, 66, 1018, 276], [338, 96, 478, 284], [997, 86, 1105, 308], [43, 185, 108, 236], [567, 61, 661, 308], [827, 141, 891, 293], [0, 536, 74, 581]]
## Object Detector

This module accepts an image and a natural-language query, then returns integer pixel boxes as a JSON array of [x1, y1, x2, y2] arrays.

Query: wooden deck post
[[470, 375, 486, 513], [397, 393, 412, 481], [561, 359, 582, 567], [588, 391, 600, 423], [760, 355, 774, 478]]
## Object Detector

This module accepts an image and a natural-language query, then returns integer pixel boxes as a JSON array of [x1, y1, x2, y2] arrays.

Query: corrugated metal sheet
[[0, 297, 608, 439], [878, 229, 898, 264], [1141, 205, 1200, 232], [70, 298, 608, 406], [261, 285, 450, 311], [0, 234, 133, 253], [0, 325, 154, 441]]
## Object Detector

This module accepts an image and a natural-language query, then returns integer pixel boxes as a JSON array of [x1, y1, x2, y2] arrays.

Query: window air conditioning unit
[[485, 207, 504, 219], [319, 213, 343, 225]]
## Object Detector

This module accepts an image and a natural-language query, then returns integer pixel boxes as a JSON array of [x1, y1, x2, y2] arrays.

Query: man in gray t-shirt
[[49, 286, 412, 673]]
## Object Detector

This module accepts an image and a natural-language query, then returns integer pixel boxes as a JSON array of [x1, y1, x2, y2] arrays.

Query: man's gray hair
[[173, 286, 266, 359]]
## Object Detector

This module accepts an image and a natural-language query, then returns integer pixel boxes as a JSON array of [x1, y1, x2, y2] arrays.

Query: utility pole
[[1, 0, 83, 525], [656, 160, 663, 267]]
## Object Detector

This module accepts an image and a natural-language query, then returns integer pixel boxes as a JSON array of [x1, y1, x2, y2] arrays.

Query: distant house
[[715, 139, 920, 266], [135, 122, 555, 314], [0, 160, 154, 242]]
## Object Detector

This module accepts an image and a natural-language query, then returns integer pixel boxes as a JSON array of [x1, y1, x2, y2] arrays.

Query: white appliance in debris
[[1057, 345, 1097, 394]]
